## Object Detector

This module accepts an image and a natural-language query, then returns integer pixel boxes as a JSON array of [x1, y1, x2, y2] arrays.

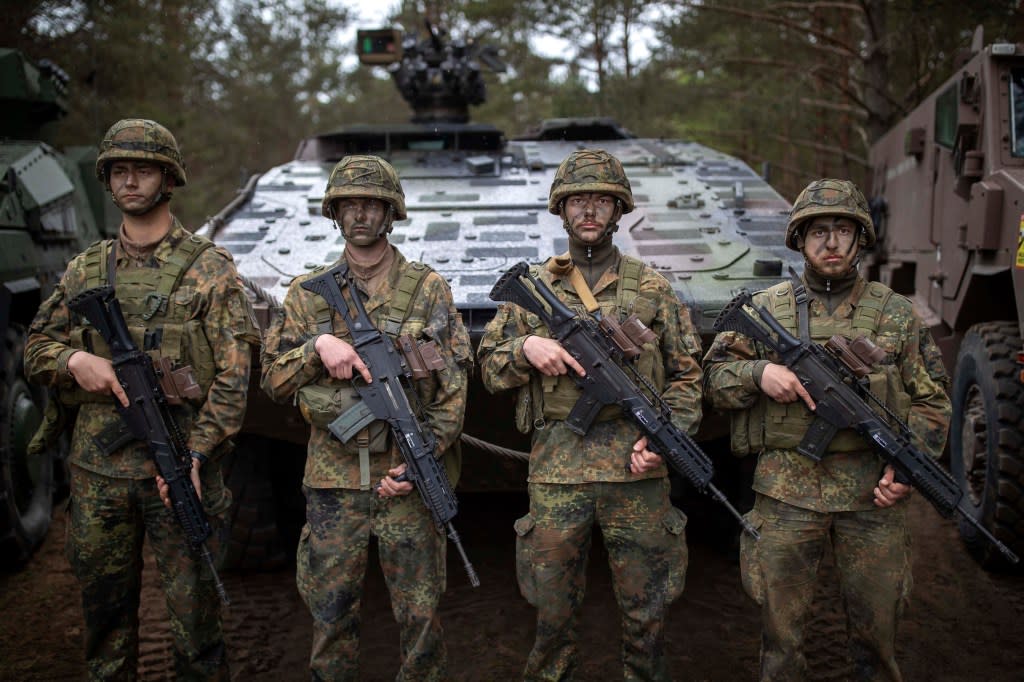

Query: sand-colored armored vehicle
[[868, 28, 1024, 568], [199, 24, 801, 566], [0, 48, 118, 565]]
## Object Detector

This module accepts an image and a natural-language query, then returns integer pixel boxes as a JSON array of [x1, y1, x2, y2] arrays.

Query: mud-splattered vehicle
[[199, 25, 801, 567], [868, 28, 1024, 568], [0, 48, 118, 565]]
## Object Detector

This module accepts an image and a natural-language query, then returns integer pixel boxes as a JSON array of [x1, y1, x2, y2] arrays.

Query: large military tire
[[949, 321, 1024, 570], [219, 436, 303, 572], [0, 326, 55, 568]]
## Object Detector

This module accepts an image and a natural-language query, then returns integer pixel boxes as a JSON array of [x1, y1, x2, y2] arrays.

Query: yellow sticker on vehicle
[[1018, 214, 1024, 269]]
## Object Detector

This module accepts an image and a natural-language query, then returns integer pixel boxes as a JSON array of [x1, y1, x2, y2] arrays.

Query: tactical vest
[[295, 260, 446, 488], [63, 234, 216, 406], [516, 254, 665, 431], [729, 279, 913, 455]]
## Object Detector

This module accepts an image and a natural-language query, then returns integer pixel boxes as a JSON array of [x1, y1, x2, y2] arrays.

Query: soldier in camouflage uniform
[[703, 179, 952, 681], [23, 118, 259, 680], [478, 149, 701, 681], [261, 155, 471, 681]]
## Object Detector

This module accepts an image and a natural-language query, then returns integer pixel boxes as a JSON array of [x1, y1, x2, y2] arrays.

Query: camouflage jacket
[[24, 218, 259, 479], [477, 250, 703, 484], [260, 246, 471, 489], [703, 274, 952, 512]]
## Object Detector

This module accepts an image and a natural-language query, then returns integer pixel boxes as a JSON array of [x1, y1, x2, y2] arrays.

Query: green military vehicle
[[867, 28, 1024, 568], [199, 24, 802, 567], [0, 48, 118, 565]]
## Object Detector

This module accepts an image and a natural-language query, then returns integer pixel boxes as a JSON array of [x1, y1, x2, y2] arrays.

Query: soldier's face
[[334, 197, 388, 247], [563, 192, 618, 244], [801, 216, 860, 277], [109, 160, 167, 215]]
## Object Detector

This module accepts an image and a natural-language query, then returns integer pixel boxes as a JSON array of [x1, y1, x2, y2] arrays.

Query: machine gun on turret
[[357, 21, 505, 124]]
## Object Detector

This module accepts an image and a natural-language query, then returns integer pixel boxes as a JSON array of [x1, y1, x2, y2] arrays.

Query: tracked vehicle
[[0, 48, 118, 565], [868, 28, 1024, 568], [199, 25, 801, 566]]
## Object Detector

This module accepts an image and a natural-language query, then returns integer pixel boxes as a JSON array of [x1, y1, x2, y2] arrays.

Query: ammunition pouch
[[27, 394, 76, 457], [296, 384, 389, 454]]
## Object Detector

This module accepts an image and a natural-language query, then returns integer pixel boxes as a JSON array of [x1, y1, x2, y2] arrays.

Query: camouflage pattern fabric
[[261, 245, 468, 678], [24, 217, 255, 680], [261, 246, 471, 489], [741, 494, 912, 682], [703, 275, 951, 511], [96, 118, 187, 186], [478, 248, 701, 679], [321, 155, 407, 219], [547, 148, 634, 214], [785, 178, 874, 250], [25, 218, 259, 477], [477, 248, 703, 484], [703, 272, 950, 682], [515, 479, 687, 681], [298, 487, 446, 681], [67, 465, 230, 681]]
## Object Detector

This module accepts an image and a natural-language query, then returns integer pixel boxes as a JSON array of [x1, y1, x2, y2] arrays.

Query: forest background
[[3, 0, 1023, 229]]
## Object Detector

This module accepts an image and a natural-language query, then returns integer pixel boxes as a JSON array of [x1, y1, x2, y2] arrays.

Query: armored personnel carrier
[[0, 48, 118, 565], [868, 28, 1024, 569], [199, 24, 800, 565]]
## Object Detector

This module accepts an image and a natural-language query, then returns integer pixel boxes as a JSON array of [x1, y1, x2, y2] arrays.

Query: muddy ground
[[2, 492, 1023, 681]]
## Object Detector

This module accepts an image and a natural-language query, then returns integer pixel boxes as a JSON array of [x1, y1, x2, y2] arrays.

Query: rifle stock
[[489, 261, 759, 540], [67, 286, 231, 603], [301, 265, 480, 587], [713, 290, 1019, 564]]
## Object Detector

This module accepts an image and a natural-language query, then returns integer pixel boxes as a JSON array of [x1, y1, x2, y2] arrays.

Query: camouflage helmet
[[548, 149, 634, 215], [785, 179, 874, 250], [95, 118, 187, 186], [321, 155, 407, 220]]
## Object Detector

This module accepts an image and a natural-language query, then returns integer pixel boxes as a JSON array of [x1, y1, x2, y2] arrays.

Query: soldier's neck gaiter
[[568, 239, 618, 291], [804, 266, 859, 314]]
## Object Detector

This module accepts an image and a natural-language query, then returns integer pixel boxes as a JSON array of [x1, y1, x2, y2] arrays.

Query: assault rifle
[[67, 286, 231, 603], [713, 289, 1019, 563], [489, 261, 759, 539], [300, 264, 480, 587]]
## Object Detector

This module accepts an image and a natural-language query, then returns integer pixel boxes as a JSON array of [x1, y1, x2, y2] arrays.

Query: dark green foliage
[[3, 0, 1020, 221]]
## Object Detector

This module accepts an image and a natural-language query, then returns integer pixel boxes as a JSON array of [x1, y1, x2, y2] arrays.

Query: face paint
[[801, 217, 861, 278], [561, 192, 621, 246], [333, 197, 391, 247]]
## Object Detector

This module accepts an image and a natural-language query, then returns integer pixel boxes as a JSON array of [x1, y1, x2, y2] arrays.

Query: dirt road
[[2, 492, 1023, 681]]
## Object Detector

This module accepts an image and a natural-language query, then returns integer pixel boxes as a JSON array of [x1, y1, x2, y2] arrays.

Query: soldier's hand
[[759, 363, 815, 411], [629, 436, 664, 474], [315, 334, 373, 383], [67, 350, 130, 407], [155, 459, 202, 510], [523, 335, 585, 377], [378, 464, 414, 497], [874, 465, 911, 508]]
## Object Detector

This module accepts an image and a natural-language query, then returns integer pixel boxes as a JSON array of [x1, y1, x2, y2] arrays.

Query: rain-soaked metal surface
[[200, 130, 799, 342]]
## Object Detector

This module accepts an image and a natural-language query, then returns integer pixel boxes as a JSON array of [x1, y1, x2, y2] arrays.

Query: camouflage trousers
[[66, 464, 230, 682], [297, 486, 447, 682], [514, 478, 688, 681], [741, 494, 913, 682]]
